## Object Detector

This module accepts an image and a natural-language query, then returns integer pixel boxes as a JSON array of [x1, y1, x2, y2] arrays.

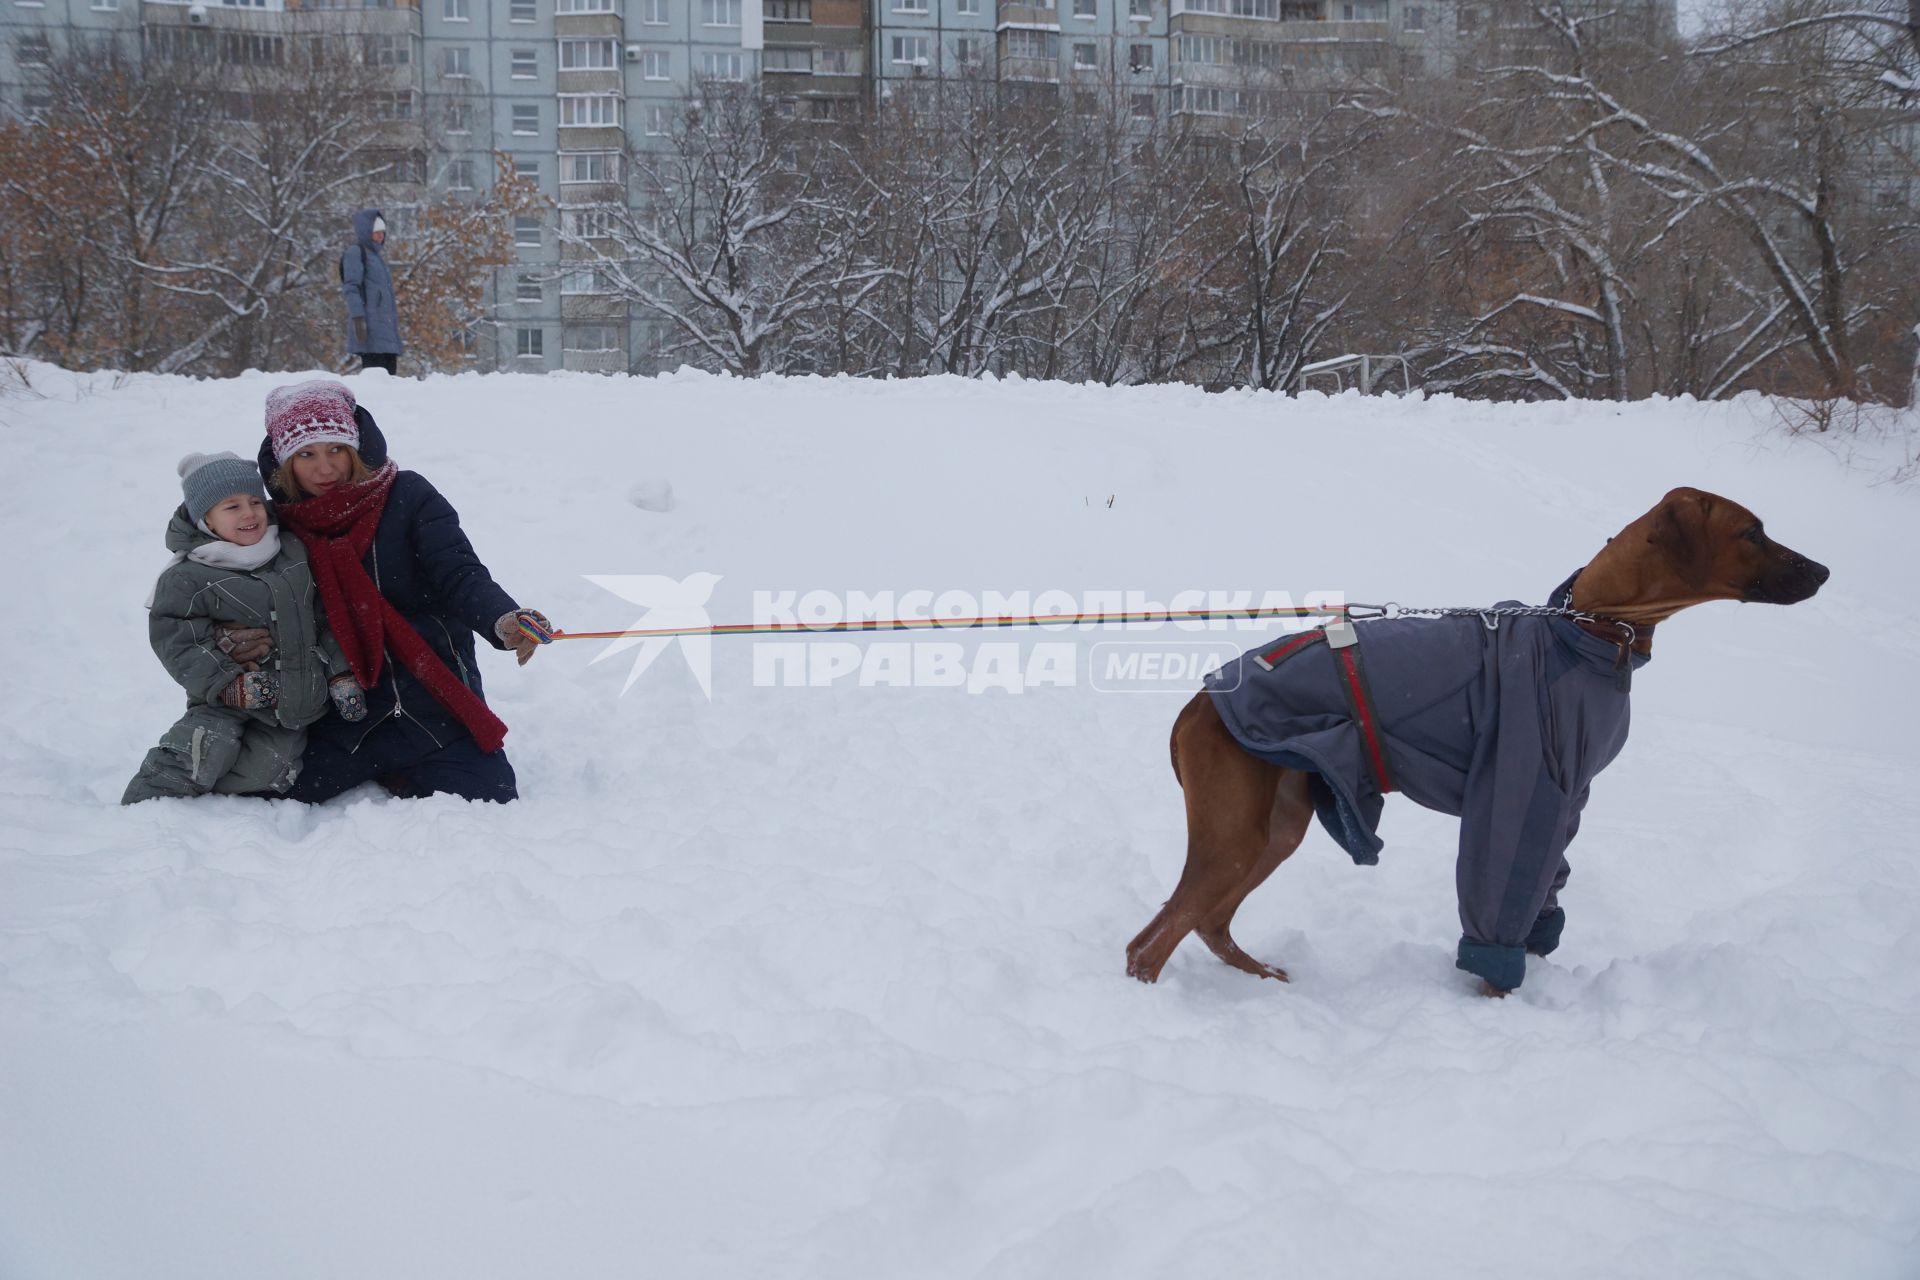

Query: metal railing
[[1297, 352, 1414, 395]]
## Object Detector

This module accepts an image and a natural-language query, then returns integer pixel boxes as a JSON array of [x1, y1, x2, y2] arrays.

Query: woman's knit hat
[[179, 451, 267, 525], [265, 380, 360, 465]]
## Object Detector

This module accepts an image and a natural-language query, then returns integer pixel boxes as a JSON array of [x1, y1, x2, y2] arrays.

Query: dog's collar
[[1558, 580, 1650, 663]]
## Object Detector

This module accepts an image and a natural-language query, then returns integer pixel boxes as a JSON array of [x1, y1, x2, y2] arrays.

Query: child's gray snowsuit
[[122, 507, 342, 804]]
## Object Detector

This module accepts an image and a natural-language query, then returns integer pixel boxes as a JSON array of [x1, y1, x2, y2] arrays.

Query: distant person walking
[[341, 208, 402, 375]]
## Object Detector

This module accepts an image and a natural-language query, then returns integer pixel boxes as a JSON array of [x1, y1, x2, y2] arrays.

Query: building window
[[556, 0, 615, 9], [700, 0, 740, 24], [445, 101, 471, 132], [1181, 84, 1223, 113], [1072, 41, 1096, 67], [1004, 29, 1056, 59], [565, 324, 622, 351], [515, 156, 541, 180], [374, 91, 415, 119], [890, 34, 928, 64], [817, 46, 859, 73], [442, 45, 471, 77], [512, 103, 539, 133], [561, 151, 617, 182], [559, 93, 620, 126], [510, 0, 537, 18], [764, 0, 809, 17], [373, 150, 427, 185], [645, 103, 670, 134], [16, 33, 52, 65], [891, 0, 927, 10], [365, 33, 411, 66], [642, 49, 669, 78], [1129, 0, 1148, 15], [516, 329, 545, 359], [563, 268, 616, 294], [1180, 34, 1220, 63], [447, 157, 477, 189], [218, 32, 285, 65], [565, 207, 614, 238], [1073, 0, 1094, 15], [642, 0, 667, 19], [511, 47, 537, 77], [514, 215, 543, 246], [954, 35, 979, 64], [1338, 0, 1386, 15], [560, 38, 618, 68], [1128, 42, 1152, 70], [516, 273, 543, 302], [1131, 91, 1153, 116], [1457, 6, 1478, 29], [1403, 4, 1424, 26], [957, 0, 979, 11], [763, 45, 811, 72], [701, 50, 744, 78], [91, 0, 119, 10], [443, 0, 468, 18]]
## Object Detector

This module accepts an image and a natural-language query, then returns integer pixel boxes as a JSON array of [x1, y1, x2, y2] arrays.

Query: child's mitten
[[329, 674, 368, 722], [217, 670, 279, 711]]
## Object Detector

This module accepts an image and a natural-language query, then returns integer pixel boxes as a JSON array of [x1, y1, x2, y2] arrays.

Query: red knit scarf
[[278, 461, 508, 753]]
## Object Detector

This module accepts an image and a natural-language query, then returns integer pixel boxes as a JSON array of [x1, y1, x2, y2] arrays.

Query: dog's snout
[[1808, 559, 1831, 585]]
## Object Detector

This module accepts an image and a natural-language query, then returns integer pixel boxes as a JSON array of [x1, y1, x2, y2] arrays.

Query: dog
[[1124, 488, 1829, 996]]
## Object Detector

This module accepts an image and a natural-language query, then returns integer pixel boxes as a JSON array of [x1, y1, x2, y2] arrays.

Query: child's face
[[289, 443, 354, 497], [204, 494, 270, 546]]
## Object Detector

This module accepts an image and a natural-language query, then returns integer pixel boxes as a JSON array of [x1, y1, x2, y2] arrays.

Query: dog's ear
[[1647, 490, 1714, 586]]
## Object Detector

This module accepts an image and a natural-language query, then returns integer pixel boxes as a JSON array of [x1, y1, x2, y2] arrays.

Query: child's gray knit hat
[[179, 451, 267, 525]]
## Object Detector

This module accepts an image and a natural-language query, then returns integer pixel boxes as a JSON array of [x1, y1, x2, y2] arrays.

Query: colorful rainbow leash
[[517, 604, 1390, 646]]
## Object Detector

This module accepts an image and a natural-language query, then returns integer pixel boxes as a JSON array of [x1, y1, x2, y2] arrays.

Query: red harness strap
[[1331, 644, 1396, 795], [1249, 626, 1397, 796]]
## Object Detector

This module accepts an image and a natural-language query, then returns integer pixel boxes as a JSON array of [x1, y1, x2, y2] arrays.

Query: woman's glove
[[495, 609, 552, 666], [217, 670, 279, 711], [329, 674, 368, 722], [213, 624, 273, 666]]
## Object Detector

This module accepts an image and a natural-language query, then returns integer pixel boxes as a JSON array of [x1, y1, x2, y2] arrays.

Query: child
[[122, 451, 367, 804]]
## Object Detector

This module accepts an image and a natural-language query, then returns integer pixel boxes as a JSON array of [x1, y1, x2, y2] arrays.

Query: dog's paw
[[1479, 979, 1511, 999]]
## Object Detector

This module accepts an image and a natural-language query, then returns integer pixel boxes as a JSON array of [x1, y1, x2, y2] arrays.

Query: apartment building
[[1, 0, 1675, 372]]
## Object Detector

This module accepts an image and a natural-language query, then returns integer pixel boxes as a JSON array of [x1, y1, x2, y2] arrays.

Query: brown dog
[[1125, 487, 1829, 995]]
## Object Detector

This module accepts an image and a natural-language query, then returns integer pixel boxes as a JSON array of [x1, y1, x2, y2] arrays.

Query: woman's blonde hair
[[270, 444, 372, 501]]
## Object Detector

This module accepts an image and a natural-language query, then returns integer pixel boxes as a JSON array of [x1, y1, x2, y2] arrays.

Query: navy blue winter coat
[[257, 407, 518, 755], [342, 208, 402, 356], [1205, 575, 1651, 991]]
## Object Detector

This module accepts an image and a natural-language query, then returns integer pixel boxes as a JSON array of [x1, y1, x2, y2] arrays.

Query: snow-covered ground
[[2, 364, 1917, 1278]]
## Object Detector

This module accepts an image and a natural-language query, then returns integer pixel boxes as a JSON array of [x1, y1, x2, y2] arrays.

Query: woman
[[220, 381, 547, 803]]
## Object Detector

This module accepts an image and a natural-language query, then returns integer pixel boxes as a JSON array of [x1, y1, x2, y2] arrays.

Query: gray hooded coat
[[342, 208, 402, 356], [1204, 574, 1650, 990], [122, 508, 345, 804]]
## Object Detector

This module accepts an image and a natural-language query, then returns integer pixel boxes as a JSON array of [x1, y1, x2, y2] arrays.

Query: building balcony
[[562, 348, 629, 373], [558, 68, 624, 93], [561, 294, 629, 320], [557, 179, 625, 203], [997, 56, 1059, 82]]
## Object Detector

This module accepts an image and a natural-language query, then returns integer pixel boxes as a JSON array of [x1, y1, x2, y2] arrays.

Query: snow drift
[[1, 364, 1916, 1278]]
